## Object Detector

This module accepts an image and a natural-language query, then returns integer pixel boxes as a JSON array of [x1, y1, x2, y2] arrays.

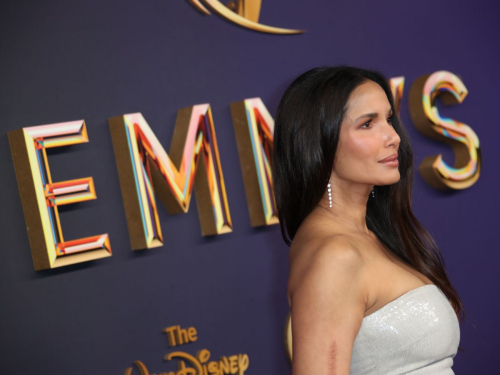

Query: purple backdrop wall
[[0, 1, 498, 374]]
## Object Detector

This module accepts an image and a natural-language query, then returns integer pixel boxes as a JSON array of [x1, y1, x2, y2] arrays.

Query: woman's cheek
[[349, 135, 378, 159]]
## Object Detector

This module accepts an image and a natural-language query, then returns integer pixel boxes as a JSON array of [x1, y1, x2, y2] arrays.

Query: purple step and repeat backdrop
[[0, 1, 498, 374]]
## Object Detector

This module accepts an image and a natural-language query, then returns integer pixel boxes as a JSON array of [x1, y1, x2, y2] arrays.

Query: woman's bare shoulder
[[288, 233, 365, 301], [290, 232, 363, 269]]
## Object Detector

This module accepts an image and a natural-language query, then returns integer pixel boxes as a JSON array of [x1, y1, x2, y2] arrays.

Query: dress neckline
[[363, 284, 437, 320]]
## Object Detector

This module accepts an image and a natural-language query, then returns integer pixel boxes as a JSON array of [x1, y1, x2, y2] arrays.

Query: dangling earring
[[327, 179, 332, 208], [371, 186, 375, 198]]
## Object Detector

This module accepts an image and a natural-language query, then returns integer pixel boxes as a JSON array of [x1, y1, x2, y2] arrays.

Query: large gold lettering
[[409, 71, 481, 189], [109, 107, 232, 250], [230, 98, 277, 227], [8, 120, 111, 270]]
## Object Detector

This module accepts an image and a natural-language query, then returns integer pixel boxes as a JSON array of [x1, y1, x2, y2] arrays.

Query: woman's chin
[[378, 172, 401, 185]]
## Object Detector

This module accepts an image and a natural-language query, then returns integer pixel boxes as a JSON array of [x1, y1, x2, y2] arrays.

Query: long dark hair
[[272, 66, 464, 320]]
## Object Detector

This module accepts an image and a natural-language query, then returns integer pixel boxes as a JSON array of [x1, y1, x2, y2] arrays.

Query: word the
[[163, 325, 198, 346]]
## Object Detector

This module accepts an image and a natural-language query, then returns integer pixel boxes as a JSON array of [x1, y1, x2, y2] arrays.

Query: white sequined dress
[[350, 284, 460, 374]]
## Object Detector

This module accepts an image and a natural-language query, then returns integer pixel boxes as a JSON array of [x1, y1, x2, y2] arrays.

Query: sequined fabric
[[350, 285, 460, 374]]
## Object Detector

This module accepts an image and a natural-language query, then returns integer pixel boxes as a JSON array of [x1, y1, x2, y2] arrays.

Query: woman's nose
[[385, 125, 400, 149]]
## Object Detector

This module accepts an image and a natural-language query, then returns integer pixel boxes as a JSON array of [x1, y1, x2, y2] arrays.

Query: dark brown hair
[[272, 66, 464, 320]]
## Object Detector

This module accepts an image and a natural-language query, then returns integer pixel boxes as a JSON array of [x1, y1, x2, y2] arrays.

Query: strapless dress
[[350, 284, 460, 374]]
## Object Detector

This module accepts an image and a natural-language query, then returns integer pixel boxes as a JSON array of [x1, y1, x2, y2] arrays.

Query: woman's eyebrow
[[353, 112, 378, 123], [354, 109, 393, 123]]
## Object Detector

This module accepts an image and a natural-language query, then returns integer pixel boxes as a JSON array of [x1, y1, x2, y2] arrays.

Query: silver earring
[[371, 187, 375, 198], [327, 179, 332, 208]]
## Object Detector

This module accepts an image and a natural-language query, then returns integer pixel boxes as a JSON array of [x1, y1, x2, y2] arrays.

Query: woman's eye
[[387, 116, 394, 125], [361, 120, 372, 128]]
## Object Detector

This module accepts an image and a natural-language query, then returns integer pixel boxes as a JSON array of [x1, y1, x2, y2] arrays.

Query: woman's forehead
[[345, 81, 391, 117]]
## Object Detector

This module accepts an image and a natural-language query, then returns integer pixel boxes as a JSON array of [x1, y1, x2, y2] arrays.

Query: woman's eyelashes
[[360, 119, 372, 129], [360, 114, 393, 129]]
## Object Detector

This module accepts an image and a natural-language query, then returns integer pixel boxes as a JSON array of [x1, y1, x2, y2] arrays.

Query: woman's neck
[[315, 179, 373, 235]]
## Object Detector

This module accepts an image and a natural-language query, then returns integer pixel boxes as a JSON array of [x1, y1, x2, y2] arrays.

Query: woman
[[272, 66, 463, 374]]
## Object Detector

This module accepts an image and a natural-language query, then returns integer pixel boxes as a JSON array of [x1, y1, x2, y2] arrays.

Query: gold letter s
[[409, 71, 481, 190]]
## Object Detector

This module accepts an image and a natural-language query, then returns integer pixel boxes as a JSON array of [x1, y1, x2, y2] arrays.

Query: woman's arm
[[289, 237, 367, 375]]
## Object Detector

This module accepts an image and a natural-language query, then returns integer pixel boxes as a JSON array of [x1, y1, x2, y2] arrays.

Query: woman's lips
[[378, 154, 399, 167], [379, 159, 399, 167]]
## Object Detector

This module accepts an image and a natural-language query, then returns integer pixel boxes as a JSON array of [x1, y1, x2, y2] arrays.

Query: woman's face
[[332, 80, 401, 186]]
